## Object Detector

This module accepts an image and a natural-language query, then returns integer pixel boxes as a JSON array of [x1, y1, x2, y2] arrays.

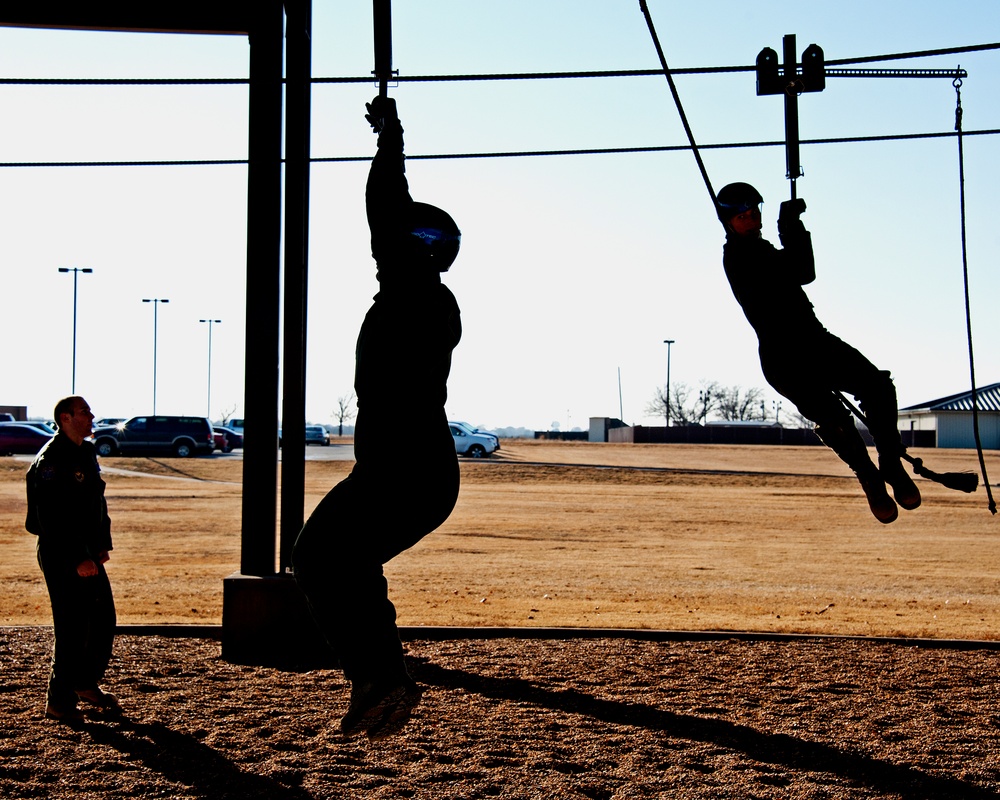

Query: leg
[[822, 339, 920, 511], [292, 459, 458, 737], [75, 564, 120, 713], [37, 545, 90, 719], [848, 369, 920, 510], [761, 348, 898, 523]]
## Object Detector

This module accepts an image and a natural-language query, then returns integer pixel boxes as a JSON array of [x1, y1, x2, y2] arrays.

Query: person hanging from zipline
[[716, 181, 920, 524], [292, 94, 463, 739]]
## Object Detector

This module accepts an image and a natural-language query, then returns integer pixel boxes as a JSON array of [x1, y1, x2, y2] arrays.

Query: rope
[[637, 0, 716, 208], [953, 76, 996, 513]]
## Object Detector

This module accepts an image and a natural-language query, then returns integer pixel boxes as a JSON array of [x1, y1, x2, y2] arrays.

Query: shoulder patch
[[39, 465, 57, 481]]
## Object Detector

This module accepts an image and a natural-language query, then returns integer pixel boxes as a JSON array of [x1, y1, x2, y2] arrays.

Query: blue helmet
[[716, 182, 763, 220], [407, 202, 461, 272]]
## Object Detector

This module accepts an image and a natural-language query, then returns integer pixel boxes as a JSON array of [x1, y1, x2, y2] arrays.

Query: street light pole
[[142, 298, 169, 414], [58, 267, 93, 392], [199, 319, 222, 419], [663, 339, 675, 428]]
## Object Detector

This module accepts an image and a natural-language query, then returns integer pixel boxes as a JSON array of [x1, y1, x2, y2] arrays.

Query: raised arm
[[365, 96, 414, 270]]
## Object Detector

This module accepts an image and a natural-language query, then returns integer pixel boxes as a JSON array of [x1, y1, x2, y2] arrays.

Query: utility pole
[[663, 339, 675, 428], [58, 267, 93, 392]]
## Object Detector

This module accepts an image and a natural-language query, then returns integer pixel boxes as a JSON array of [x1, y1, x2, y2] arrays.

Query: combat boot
[[879, 456, 921, 511], [855, 463, 898, 524]]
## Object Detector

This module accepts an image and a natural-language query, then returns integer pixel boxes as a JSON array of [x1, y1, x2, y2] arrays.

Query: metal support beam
[[241, 0, 284, 577], [279, 0, 313, 573]]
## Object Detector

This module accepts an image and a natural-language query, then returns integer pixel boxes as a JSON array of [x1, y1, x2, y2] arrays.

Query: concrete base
[[222, 572, 336, 668]]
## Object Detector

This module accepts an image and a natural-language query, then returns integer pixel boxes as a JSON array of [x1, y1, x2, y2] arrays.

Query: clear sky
[[1, 1, 997, 433]]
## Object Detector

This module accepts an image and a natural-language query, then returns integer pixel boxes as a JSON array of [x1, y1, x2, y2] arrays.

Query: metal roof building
[[899, 383, 1000, 449]]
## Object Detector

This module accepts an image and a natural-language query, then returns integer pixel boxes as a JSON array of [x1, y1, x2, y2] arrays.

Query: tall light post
[[142, 298, 169, 413], [199, 318, 222, 418], [663, 339, 675, 428], [58, 267, 93, 392]]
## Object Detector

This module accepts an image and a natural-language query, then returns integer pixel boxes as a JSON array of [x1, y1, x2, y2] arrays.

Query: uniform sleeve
[[27, 461, 93, 566], [777, 220, 816, 286], [365, 121, 414, 268]]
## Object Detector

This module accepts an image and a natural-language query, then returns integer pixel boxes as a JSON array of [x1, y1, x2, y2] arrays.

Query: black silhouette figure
[[717, 182, 919, 524], [25, 395, 121, 722], [292, 96, 462, 739]]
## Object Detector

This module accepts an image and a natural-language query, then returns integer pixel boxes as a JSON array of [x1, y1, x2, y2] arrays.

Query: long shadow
[[82, 714, 312, 800], [412, 660, 1000, 800]]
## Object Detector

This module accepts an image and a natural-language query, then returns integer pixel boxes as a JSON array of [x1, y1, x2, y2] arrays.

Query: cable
[[953, 78, 996, 513], [637, 0, 716, 207], [1, 128, 997, 169], [1, 41, 995, 86]]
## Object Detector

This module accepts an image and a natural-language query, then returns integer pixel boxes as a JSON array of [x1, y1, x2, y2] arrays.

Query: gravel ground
[[3, 627, 1000, 799]]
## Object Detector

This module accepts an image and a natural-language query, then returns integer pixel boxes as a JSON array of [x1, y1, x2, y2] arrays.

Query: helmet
[[407, 202, 461, 272], [716, 182, 764, 220]]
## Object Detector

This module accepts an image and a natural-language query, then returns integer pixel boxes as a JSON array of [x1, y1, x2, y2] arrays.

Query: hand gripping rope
[[637, 2, 993, 508]]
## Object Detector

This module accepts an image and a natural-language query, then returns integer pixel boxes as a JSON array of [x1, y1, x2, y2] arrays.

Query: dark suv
[[92, 416, 215, 457]]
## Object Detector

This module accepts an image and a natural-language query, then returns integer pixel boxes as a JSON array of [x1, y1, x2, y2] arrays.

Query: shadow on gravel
[[83, 716, 311, 800], [414, 660, 1000, 800]]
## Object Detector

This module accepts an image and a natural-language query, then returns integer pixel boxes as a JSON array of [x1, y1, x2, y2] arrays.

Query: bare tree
[[715, 385, 766, 421], [332, 392, 356, 436], [645, 382, 700, 426], [219, 403, 238, 425], [786, 408, 815, 429], [694, 380, 720, 424]]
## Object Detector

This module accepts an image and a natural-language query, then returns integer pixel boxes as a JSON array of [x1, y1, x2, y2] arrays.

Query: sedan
[[215, 426, 244, 451], [305, 425, 331, 446], [0, 423, 54, 455]]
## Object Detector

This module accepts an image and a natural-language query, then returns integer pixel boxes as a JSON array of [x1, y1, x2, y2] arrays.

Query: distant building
[[899, 382, 1000, 449], [588, 417, 629, 443]]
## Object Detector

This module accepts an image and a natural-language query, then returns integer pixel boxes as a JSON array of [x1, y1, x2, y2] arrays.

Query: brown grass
[[2, 440, 997, 639]]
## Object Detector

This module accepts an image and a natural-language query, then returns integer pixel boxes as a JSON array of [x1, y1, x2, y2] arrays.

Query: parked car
[[92, 415, 215, 457], [278, 425, 331, 447], [215, 426, 244, 451], [21, 420, 57, 434], [94, 417, 126, 428], [305, 425, 331, 446], [449, 421, 499, 458], [0, 422, 54, 455], [212, 430, 229, 453]]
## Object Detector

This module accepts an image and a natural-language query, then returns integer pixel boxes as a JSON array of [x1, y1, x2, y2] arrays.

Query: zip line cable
[[0, 40, 995, 168], [0, 128, 996, 169], [0, 41, 995, 86]]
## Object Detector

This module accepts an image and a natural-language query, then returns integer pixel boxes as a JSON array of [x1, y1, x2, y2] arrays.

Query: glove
[[365, 96, 399, 134], [778, 198, 806, 223]]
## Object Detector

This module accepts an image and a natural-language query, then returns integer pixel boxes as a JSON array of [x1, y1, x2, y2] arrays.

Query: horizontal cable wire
[[1, 128, 996, 169], [0, 42, 995, 86]]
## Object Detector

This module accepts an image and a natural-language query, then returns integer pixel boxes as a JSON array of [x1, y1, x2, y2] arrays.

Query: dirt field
[[1, 440, 997, 639], [3, 440, 1000, 799]]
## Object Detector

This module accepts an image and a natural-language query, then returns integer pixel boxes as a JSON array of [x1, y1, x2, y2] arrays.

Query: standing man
[[292, 96, 463, 740], [717, 182, 920, 524], [26, 396, 119, 721]]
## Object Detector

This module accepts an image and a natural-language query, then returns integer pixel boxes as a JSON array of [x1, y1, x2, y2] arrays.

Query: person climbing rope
[[716, 181, 920, 524], [292, 95, 463, 739]]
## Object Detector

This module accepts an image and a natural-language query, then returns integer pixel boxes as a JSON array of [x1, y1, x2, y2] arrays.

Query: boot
[[854, 462, 899, 524], [879, 456, 921, 510], [816, 423, 898, 524]]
